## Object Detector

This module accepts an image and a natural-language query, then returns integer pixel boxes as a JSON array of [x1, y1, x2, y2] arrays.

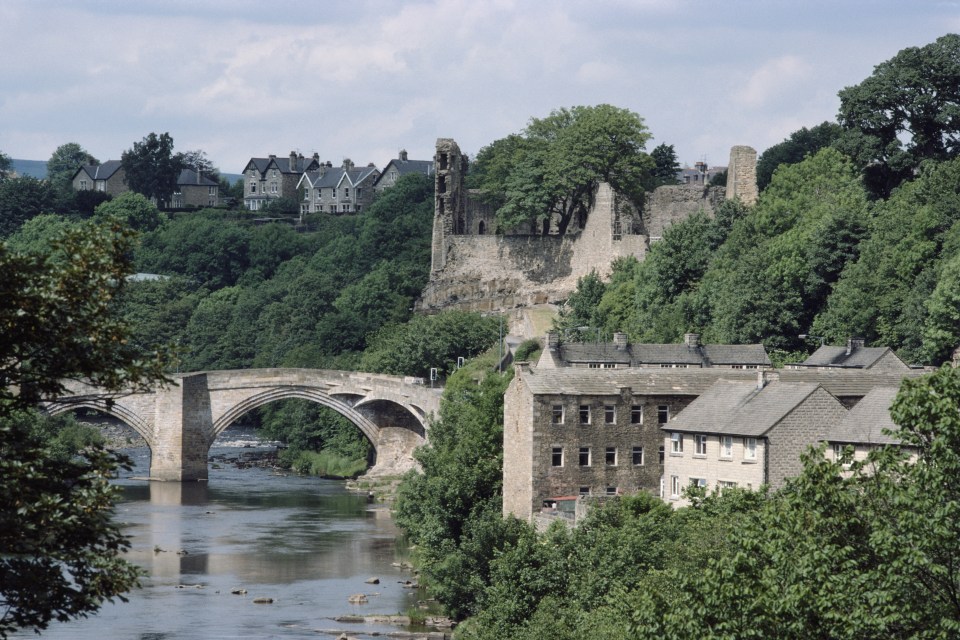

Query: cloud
[[737, 55, 815, 109]]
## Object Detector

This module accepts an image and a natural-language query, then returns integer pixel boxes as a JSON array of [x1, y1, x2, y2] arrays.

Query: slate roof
[[799, 345, 903, 369], [244, 155, 318, 177], [516, 365, 920, 400], [664, 379, 823, 437], [553, 342, 770, 367], [828, 386, 902, 445], [176, 168, 218, 187], [373, 156, 434, 187], [74, 159, 124, 181], [300, 165, 380, 189]]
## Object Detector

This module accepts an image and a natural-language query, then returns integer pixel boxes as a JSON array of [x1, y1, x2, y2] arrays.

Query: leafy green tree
[[94, 191, 164, 232], [0, 149, 11, 181], [0, 177, 58, 238], [46, 142, 97, 196], [755, 121, 843, 191], [649, 143, 681, 187], [0, 218, 168, 636], [121, 132, 182, 207], [477, 105, 654, 234], [175, 149, 218, 180], [836, 33, 960, 198], [921, 253, 960, 364], [554, 271, 608, 340], [262, 196, 299, 216]]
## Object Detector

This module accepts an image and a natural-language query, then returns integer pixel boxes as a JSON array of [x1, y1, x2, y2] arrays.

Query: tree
[[0, 177, 59, 239], [121, 132, 182, 208], [755, 121, 843, 191], [475, 105, 654, 235], [0, 218, 169, 636], [94, 191, 164, 232], [0, 150, 11, 181], [175, 149, 218, 180], [649, 143, 681, 187], [836, 33, 960, 198], [47, 143, 98, 196]]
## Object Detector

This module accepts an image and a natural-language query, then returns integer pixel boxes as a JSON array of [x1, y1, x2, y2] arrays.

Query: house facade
[[661, 377, 848, 507], [172, 169, 219, 209], [71, 160, 127, 196], [372, 150, 434, 192], [297, 160, 380, 214], [243, 151, 320, 211]]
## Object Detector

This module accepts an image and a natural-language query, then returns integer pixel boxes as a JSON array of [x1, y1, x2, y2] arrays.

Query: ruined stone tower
[[725, 145, 758, 206], [432, 138, 468, 273]]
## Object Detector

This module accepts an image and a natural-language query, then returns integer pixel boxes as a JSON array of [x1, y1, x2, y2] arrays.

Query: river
[[14, 427, 424, 640]]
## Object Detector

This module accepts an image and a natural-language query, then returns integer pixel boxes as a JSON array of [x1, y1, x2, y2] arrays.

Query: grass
[[286, 449, 368, 478]]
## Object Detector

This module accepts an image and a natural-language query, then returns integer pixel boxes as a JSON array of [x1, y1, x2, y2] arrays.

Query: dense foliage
[[0, 219, 168, 637]]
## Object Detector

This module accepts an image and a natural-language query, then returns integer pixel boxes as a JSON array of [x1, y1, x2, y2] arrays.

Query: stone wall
[[642, 185, 726, 239], [725, 145, 758, 205]]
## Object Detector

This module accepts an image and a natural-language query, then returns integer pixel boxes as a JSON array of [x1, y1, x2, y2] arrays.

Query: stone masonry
[[725, 145, 758, 205]]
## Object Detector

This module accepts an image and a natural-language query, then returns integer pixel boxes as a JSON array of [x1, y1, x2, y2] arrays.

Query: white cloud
[[737, 55, 815, 109]]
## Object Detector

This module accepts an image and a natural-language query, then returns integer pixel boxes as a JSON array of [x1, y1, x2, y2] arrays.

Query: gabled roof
[[177, 168, 218, 187], [828, 386, 902, 446], [799, 345, 906, 369], [267, 155, 318, 174], [73, 160, 123, 181], [666, 379, 824, 437], [243, 157, 272, 176], [373, 155, 434, 187], [300, 165, 381, 190]]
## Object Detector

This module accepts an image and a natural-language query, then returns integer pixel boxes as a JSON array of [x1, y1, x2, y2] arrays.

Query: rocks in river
[[364, 577, 380, 584], [252, 597, 274, 604], [347, 593, 368, 604], [230, 588, 247, 595]]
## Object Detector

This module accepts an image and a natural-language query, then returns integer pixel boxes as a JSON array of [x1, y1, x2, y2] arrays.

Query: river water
[[14, 427, 421, 640]]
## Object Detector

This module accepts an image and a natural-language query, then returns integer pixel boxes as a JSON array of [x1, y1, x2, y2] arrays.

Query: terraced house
[[297, 159, 380, 214]]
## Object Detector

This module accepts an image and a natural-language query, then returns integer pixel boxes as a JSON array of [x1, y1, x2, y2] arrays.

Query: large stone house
[[537, 332, 771, 370], [71, 160, 127, 196], [242, 151, 320, 211], [661, 377, 847, 507], [171, 169, 219, 209], [822, 385, 907, 466], [297, 160, 380, 214], [372, 150, 433, 192]]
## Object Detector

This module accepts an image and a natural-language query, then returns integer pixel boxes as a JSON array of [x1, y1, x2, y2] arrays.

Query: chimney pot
[[684, 332, 700, 348]]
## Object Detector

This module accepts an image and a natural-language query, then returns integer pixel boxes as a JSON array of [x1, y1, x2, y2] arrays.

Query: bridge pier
[[150, 375, 214, 481]]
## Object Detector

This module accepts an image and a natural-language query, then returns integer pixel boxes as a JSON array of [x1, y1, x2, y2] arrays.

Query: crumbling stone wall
[[642, 185, 726, 239]]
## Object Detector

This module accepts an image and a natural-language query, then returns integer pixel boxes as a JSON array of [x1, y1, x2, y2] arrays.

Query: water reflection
[[14, 429, 418, 639]]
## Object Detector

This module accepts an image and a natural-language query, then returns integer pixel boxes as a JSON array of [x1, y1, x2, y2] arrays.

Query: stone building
[[373, 149, 434, 192], [171, 168, 219, 209], [242, 151, 320, 211], [503, 359, 921, 522], [822, 385, 906, 466], [661, 376, 848, 507], [536, 332, 771, 370], [297, 160, 380, 214], [71, 160, 127, 196]]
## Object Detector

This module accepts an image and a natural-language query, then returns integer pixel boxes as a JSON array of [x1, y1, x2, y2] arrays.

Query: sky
[[1, 0, 957, 175]]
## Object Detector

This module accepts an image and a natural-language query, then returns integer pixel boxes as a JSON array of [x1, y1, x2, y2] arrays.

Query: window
[[304, 190, 310, 200], [342, 204, 350, 212], [330, 188, 336, 199], [209, 186, 217, 196], [250, 182, 257, 194], [588, 363, 601, 369], [344, 187, 350, 198], [720, 436, 733, 458], [80, 179, 88, 189], [605, 447, 617, 466], [270, 182, 278, 194], [605, 487, 617, 496], [579, 405, 591, 425], [658, 445, 665, 464], [744, 437, 757, 460], [551, 405, 564, 425], [718, 480, 738, 490], [579, 486, 590, 496], [579, 447, 591, 467], [832, 443, 844, 461], [670, 475, 680, 498], [604, 405, 615, 424], [630, 405, 643, 424], [690, 478, 707, 488], [96, 180, 106, 192], [355, 205, 362, 213], [356, 187, 363, 199], [208, 198, 216, 206], [670, 432, 683, 454], [551, 447, 563, 467], [602, 363, 616, 368], [632, 446, 644, 466], [694, 434, 708, 456], [658, 405, 669, 424], [329, 205, 336, 213]]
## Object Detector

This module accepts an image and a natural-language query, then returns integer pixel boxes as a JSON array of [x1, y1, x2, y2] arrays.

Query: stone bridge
[[45, 369, 442, 481]]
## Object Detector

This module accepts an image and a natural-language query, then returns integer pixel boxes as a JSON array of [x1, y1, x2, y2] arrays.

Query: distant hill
[[10, 159, 242, 184], [11, 159, 47, 179]]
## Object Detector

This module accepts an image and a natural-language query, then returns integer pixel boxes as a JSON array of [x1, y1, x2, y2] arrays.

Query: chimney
[[846, 337, 865, 356], [757, 370, 766, 390], [684, 333, 700, 348], [289, 150, 298, 168], [342, 158, 354, 170], [613, 332, 628, 351], [399, 149, 408, 161], [269, 154, 277, 159], [546, 331, 560, 351], [312, 152, 320, 162]]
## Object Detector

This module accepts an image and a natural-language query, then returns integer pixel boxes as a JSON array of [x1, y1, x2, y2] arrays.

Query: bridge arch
[[44, 399, 154, 447]]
